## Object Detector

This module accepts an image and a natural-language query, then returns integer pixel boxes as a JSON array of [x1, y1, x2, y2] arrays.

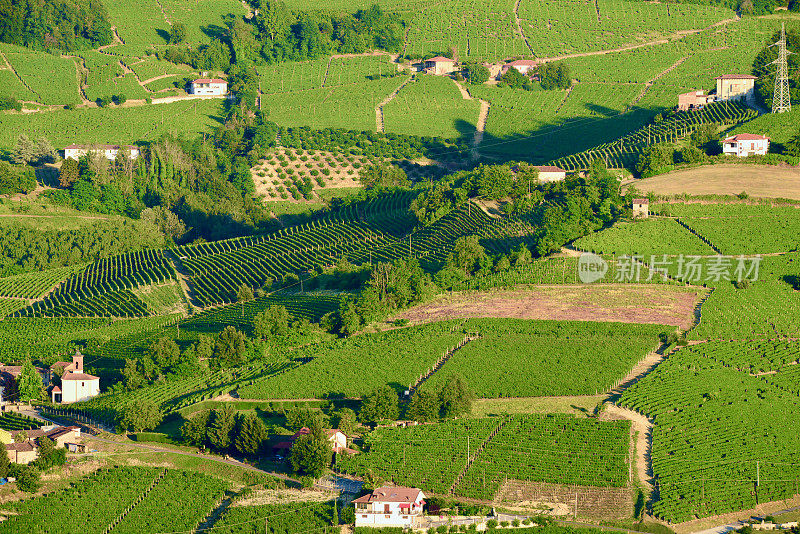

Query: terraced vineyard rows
[[551, 102, 756, 170]]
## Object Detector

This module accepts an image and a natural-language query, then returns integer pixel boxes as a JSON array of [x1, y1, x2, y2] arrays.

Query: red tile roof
[[715, 74, 757, 80], [52, 385, 62, 392], [61, 372, 99, 381], [723, 133, 768, 142], [192, 78, 227, 84], [506, 60, 538, 66], [534, 165, 566, 173], [425, 56, 455, 63], [5, 441, 36, 452], [64, 144, 139, 150], [633, 198, 649, 204], [353, 487, 424, 504]]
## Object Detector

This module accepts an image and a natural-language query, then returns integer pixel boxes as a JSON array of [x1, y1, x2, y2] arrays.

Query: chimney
[[73, 350, 83, 372]]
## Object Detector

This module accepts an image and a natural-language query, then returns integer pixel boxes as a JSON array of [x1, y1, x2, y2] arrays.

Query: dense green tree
[[117, 399, 163, 432], [785, 131, 800, 157], [16, 356, 43, 402], [407, 389, 440, 422], [464, 62, 490, 85], [59, 158, 80, 188], [34, 437, 66, 470], [234, 412, 268, 455], [359, 163, 409, 189], [438, 374, 475, 419], [636, 143, 675, 178], [237, 284, 255, 317], [11, 134, 35, 165], [208, 406, 237, 452], [0, 445, 9, 478], [500, 66, 527, 88], [446, 235, 487, 276], [253, 305, 290, 338], [290, 424, 332, 477], [181, 410, 212, 447], [331, 408, 357, 437], [0, 0, 113, 51], [11, 464, 40, 493], [169, 22, 187, 44], [147, 336, 181, 371], [539, 61, 571, 90], [214, 326, 249, 367], [359, 386, 399, 425], [121, 358, 146, 390]]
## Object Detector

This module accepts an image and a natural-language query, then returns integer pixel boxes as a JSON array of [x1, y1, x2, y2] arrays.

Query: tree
[[121, 358, 146, 390], [170, 22, 187, 44], [464, 62, 490, 85], [407, 389, 440, 422], [234, 412, 268, 455], [34, 436, 66, 470], [214, 326, 248, 367], [500, 66, 527, 88], [195, 334, 215, 360], [11, 134, 35, 165], [181, 410, 211, 447], [34, 137, 56, 164], [11, 464, 40, 493], [237, 284, 254, 317], [252, 305, 290, 338], [539, 61, 571, 90], [59, 158, 80, 188], [636, 143, 675, 178], [439, 374, 475, 419], [0, 445, 9, 478], [786, 131, 800, 157], [147, 336, 180, 371], [140, 206, 186, 241], [208, 406, 237, 452], [117, 400, 163, 432], [446, 235, 487, 276], [359, 386, 399, 425], [16, 356, 43, 402], [290, 425, 333, 477], [331, 408, 357, 437]]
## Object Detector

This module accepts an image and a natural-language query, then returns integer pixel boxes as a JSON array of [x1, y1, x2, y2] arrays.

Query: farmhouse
[[714, 74, 756, 102], [3, 425, 81, 464], [64, 144, 140, 161], [632, 198, 649, 218], [51, 351, 100, 404], [273, 427, 349, 454], [534, 165, 567, 182], [678, 90, 712, 111], [722, 133, 770, 157], [189, 78, 228, 95], [501, 59, 539, 75], [424, 56, 457, 76], [353, 487, 426, 528]]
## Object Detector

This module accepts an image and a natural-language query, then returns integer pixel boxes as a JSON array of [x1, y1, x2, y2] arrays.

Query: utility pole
[[770, 22, 792, 113]]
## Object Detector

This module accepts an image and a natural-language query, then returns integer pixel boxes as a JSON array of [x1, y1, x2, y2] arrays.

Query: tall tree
[[214, 326, 248, 367], [16, 356, 42, 402], [117, 399, 163, 432], [237, 284, 254, 317], [11, 134, 35, 165], [359, 386, 399, 425], [439, 374, 475, 419], [290, 424, 333, 477], [234, 412, 268, 455]]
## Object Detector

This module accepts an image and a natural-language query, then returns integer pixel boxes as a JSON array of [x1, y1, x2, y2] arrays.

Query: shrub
[[487, 520, 498, 529]]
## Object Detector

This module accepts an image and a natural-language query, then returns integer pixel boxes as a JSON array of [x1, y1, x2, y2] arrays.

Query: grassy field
[[627, 165, 800, 200]]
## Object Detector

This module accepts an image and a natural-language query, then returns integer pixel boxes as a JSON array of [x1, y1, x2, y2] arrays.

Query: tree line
[[0, 0, 113, 51]]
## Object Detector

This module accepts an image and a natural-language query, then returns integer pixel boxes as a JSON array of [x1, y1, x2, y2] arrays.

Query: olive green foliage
[[539, 61, 571, 90], [117, 399, 163, 432], [464, 62, 490, 85], [0, 0, 113, 51], [15, 356, 43, 402], [290, 423, 333, 477], [359, 164, 410, 190], [359, 386, 399, 425]]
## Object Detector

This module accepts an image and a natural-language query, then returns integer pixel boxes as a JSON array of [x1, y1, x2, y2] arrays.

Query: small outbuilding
[[632, 198, 649, 218], [353, 487, 426, 528], [678, 90, 712, 111], [189, 78, 228, 95], [722, 133, 769, 157], [424, 56, 457, 76]]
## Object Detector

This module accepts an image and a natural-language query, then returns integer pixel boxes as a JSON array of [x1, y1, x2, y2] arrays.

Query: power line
[[770, 22, 792, 114]]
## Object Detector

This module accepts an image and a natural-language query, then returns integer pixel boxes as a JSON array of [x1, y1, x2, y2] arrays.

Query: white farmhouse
[[51, 351, 99, 404], [501, 59, 539, 76], [353, 487, 426, 528], [722, 134, 770, 157], [64, 144, 139, 161], [424, 57, 457, 76], [533, 165, 567, 183], [189, 78, 228, 95]]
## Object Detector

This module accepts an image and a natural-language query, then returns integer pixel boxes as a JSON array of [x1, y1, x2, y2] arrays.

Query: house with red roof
[[715, 74, 756, 102], [3, 425, 82, 464], [722, 133, 769, 157], [633, 198, 649, 219], [501, 59, 539, 76], [189, 78, 228, 95], [678, 90, 712, 111], [424, 57, 457, 76], [533, 165, 567, 183], [353, 487, 426, 528], [273, 427, 350, 454]]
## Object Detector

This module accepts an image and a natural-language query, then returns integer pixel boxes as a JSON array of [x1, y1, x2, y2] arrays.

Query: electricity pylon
[[770, 22, 791, 114]]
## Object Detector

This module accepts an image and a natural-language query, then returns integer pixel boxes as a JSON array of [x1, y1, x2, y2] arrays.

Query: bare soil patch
[[394, 285, 701, 329], [233, 488, 334, 507], [627, 165, 800, 200]]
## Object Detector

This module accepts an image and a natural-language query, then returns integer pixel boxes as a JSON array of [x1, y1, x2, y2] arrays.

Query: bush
[[487, 520, 498, 529], [500, 521, 509, 527], [0, 97, 22, 111]]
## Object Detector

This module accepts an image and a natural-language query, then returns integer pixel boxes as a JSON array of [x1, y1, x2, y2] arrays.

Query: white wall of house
[[538, 171, 566, 182], [64, 146, 139, 161], [60, 378, 99, 403], [190, 81, 227, 95], [723, 139, 769, 157], [355, 501, 423, 528]]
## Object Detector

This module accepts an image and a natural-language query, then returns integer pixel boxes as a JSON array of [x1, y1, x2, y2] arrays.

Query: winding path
[[451, 80, 489, 154], [513, 0, 535, 56], [375, 75, 413, 133]]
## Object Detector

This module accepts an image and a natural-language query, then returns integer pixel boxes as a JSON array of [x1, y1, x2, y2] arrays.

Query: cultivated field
[[392, 285, 702, 329], [628, 165, 800, 200]]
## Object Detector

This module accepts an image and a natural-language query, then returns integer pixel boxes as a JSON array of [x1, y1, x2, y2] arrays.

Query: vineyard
[[259, 55, 397, 94], [0, 467, 228, 534], [550, 102, 756, 170], [420, 318, 665, 398], [338, 415, 631, 500], [573, 218, 717, 257], [618, 347, 800, 523], [0, 412, 44, 431], [212, 500, 335, 534]]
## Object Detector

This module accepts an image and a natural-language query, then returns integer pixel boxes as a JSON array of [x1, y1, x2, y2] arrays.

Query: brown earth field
[[626, 164, 800, 199], [392, 284, 703, 329]]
